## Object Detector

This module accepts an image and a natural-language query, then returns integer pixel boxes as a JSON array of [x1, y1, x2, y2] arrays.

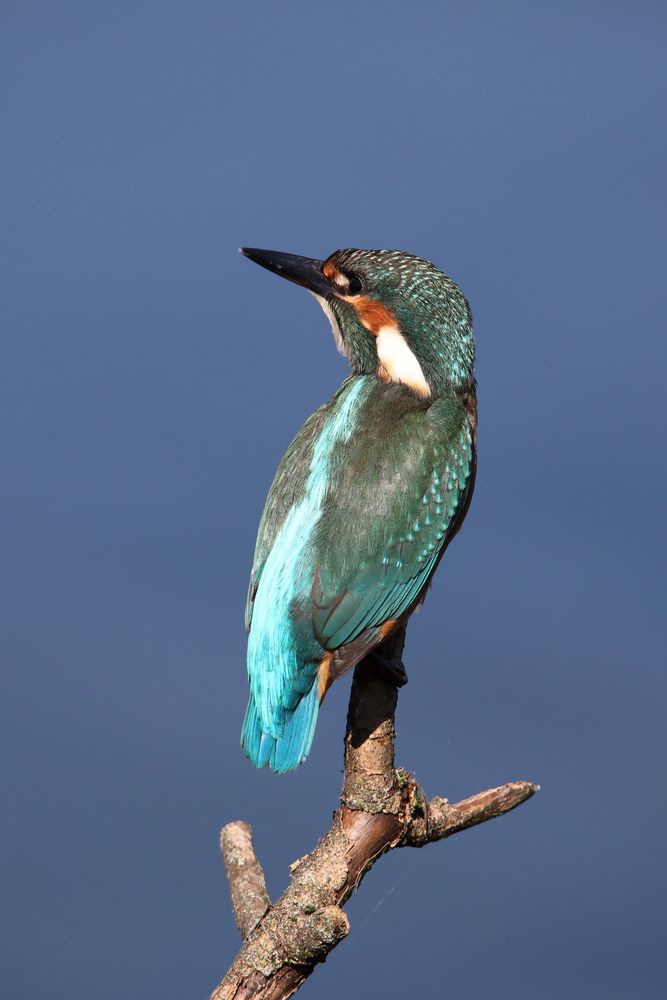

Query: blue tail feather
[[241, 682, 320, 774]]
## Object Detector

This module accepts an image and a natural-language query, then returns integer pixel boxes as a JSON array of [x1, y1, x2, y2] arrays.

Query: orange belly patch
[[380, 618, 400, 640], [317, 652, 335, 702]]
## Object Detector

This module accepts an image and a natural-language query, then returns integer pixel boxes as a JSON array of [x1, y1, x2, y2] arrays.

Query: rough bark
[[220, 822, 271, 939], [211, 631, 537, 1000]]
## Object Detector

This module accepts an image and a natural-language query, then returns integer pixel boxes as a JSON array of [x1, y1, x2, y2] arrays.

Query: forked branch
[[212, 630, 537, 1000]]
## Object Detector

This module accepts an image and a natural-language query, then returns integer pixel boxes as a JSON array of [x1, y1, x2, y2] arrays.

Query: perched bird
[[240, 247, 476, 772]]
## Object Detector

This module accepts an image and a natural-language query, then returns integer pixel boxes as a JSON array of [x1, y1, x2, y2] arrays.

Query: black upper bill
[[240, 247, 334, 297]]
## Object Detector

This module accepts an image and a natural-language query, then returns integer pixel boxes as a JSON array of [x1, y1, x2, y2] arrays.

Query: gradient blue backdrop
[[2, 2, 665, 997]]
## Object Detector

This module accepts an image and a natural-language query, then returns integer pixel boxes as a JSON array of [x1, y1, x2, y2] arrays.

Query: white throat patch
[[312, 293, 345, 356], [376, 325, 430, 398]]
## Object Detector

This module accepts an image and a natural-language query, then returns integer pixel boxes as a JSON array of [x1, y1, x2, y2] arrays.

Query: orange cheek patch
[[350, 295, 397, 336]]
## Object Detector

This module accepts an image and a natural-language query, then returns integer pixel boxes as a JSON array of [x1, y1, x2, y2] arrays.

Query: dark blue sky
[[2, 3, 665, 998]]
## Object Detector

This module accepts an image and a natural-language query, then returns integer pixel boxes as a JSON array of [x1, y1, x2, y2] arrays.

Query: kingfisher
[[240, 247, 476, 773]]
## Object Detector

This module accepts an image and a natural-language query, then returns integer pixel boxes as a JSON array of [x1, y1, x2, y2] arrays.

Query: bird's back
[[242, 375, 475, 771]]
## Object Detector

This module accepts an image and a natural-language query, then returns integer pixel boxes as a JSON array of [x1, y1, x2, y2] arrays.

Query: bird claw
[[367, 651, 409, 687]]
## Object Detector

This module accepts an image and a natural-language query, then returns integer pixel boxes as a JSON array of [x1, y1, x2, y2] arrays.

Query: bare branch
[[405, 781, 538, 848], [212, 632, 537, 1000], [220, 822, 271, 940], [424, 781, 539, 840]]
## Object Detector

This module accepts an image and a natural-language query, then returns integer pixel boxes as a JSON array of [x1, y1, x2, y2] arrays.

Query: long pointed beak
[[240, 247, 335, 297]]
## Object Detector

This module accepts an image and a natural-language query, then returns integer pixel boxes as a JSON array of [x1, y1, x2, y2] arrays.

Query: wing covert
[[311, 397, 475, 651]]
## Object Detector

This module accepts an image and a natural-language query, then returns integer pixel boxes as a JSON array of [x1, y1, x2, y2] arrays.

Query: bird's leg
[[366, 650, 409, 687]]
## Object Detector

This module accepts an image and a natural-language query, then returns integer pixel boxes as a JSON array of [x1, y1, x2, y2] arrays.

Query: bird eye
[[346, 274, 364, 295]]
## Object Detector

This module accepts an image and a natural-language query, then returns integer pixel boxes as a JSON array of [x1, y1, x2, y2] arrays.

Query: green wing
[[310, 395, 475, 651]]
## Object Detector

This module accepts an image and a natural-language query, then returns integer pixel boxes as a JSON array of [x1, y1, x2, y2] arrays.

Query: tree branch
[[212, 631, 537, 1000], [220, 821, 271, 940]]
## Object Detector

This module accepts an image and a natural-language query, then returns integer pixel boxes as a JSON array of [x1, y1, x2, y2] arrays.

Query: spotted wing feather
[[311, 395, 475, 653]]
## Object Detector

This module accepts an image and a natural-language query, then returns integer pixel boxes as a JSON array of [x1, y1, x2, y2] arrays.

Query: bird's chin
[[311, 292, 347, 357]]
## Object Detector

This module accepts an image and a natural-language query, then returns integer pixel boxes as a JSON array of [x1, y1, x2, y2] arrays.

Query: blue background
[[2, 2, 665, 997]]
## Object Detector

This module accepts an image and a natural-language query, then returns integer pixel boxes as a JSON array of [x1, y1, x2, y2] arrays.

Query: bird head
[[240, 247, 474, 399]]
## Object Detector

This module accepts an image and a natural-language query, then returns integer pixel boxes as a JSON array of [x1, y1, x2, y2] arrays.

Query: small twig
[[213, 630, 537, 1000], [416, 781, 539, 844], [220, 822, 271, 940]]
